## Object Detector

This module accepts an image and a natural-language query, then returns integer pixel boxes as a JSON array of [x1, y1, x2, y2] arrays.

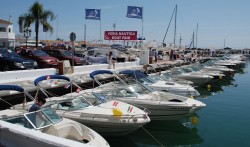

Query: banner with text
[[104, 31, 137, 40]]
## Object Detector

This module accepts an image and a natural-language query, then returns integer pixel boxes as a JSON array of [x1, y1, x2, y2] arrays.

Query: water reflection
[[196, 76, 236, 98], [128, 117, 203, 147], [105, 136, 137, 147]]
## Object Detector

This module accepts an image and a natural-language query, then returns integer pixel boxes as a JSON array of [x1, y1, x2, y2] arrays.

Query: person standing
[[173, 50, 176, 60], [170, 49, 173, 60], [108, 51, 115, 69], [29, 97, 46, 112], [154, 49, 158, 62]]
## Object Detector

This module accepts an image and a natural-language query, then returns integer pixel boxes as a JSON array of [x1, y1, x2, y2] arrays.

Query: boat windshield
[[190, 66, 201, 71], [118, 84, 153, 96], [92, 92, 110, 103], [182, 68, 193, 73], [202, 60, 214, 66], [147, 76, 164, 82], [5, 108, 62, 130], [139, 77, 155, 84], [24, 108, 62, 129], [171, 69, 183, 75], [160, 74, 173, 81], [49, 97, 92, 111]]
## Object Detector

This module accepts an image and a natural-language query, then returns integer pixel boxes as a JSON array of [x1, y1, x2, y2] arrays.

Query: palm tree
[[18, 1, 56, 47]]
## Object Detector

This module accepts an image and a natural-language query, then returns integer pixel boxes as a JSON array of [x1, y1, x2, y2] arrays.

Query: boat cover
[[34, 75, 70, 86], [119, 70, 147, 79], [0, 85, 24, 92], [90, 70, 113, 79]]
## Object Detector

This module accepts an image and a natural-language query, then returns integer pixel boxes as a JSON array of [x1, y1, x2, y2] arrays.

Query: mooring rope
[[0, 98, 13, 107], [138, 123, 165, 147]]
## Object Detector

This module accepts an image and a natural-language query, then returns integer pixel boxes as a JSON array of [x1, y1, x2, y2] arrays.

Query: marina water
[[105, 59, 250, 147]]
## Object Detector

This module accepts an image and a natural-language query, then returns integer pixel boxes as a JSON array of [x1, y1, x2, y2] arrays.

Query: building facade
[[0, 17, 15, 48]]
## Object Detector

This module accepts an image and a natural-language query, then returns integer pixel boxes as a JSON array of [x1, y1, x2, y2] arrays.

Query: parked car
[[43, 49, 86, 66], [0, 48, 38, 71], [19, 49, 59, 68]]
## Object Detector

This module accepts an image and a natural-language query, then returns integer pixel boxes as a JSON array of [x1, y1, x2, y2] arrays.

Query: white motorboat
[[119, 70, 200, 97], [214, 56, 245, 68], [181, 67, 225, 79], [86, 70, 206, 120], [214, 60, 237, 67], [203, 65, 234, 73], [156, 72, 194, 86], [168, 68, 214, 86], [0, 85, 109, 147], [200, 60, 235, 74], [14, 75, 150, 136]]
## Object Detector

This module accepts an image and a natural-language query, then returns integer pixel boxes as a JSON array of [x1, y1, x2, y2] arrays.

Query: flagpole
[[99, 20, 102, 48], [141, 6, 144, 50], [99, 9, 102, 49]]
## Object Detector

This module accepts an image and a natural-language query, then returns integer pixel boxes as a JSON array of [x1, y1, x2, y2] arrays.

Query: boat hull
[[112, 98, 199, 120]]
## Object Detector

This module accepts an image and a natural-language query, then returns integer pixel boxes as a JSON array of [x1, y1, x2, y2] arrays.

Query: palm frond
[[18, 1, 56, 47], [29, 1, 43, 19], [43, 22, 53, 34], [42, 10, 56, 21]]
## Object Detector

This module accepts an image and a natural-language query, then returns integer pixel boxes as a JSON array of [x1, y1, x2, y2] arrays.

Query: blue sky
[[1, 0, 250, 49]]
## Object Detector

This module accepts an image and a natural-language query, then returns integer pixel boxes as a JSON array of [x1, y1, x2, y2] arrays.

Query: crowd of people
[[149, 48, 217, 64]]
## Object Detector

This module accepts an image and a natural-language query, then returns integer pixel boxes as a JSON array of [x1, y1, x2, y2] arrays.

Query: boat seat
[[43, 122, 92, 142], [57, 103, 70, 110]]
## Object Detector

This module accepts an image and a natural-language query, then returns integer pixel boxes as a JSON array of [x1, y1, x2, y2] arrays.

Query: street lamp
[[23, 27, 32, 48]]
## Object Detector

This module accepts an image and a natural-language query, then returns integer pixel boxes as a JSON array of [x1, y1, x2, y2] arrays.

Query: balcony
[[0, 32, 15, 40]]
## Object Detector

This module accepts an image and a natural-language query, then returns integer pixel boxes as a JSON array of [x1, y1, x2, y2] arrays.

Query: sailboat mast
[[192, 31, 195, 48], [174, 5, 177, 46], [196, 23, 198, 48], [179, 35, 182, 48], [162, 5, 176, 44]]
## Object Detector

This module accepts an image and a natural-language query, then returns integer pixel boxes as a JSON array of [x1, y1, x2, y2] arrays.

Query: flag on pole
[[85, 9, 101, 20], [126, 6, 143, 19]]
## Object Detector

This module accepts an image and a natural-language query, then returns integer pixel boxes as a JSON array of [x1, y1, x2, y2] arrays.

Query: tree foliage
[[18, 1, 56, 47]]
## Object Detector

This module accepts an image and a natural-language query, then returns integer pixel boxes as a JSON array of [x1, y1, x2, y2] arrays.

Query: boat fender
[[207, 85, 211, 91], [112, 108, 122, 118], [192, 116, 198, 126], [219, 75, 223, 80]]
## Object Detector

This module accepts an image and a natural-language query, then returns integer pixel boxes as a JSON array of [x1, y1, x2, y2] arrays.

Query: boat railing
[[65, 111, 147, 122]]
